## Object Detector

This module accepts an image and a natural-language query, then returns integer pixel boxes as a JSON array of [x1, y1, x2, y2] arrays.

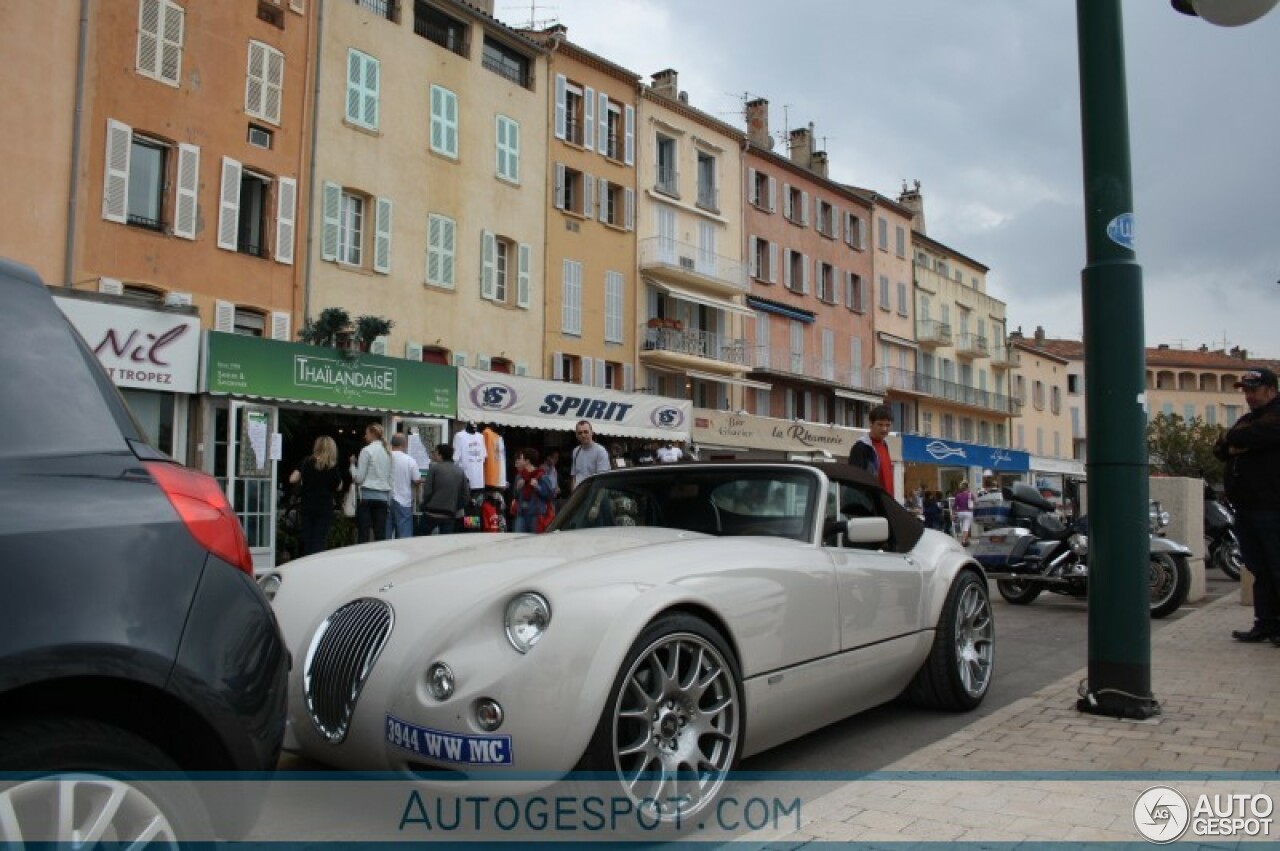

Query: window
[[553, 163, 589, 216], [786, 250, 808, 295], [789, 322, 805, 375], [922, 412, 933, 437], [783, 184, 808, 226], [846, 272, 865, 312], [1033, 380, 1046, 411], [816, 199, 836, 238], [430, 85, 458, 157], [878, 275, 890, 311], [696, 151, 717, 212], [1068, 373, 1082, 394], [748, 169, 775, 211], [482, 36, 530, 88], [553, 353, 584, 383], [234, 169, 270, 257], [413, 1, 468, 57], [942, 414, 956, 440], [247, 124, 273, 150], [598, 180, 633, 229], [604, 270, 624, 343], [749, 236, 776, 283], [338, 192, 364, 266], [101, 120, 200, 240], [245, 41, 284, 125], [137, 0, 184, 86], [877, 216, 888, 250], [1206, 405, 1217, 426], [345, 49, 380, 130], [596, 96, 634, 164], [816, 262, 836, 304], [233, 308, 265, 337], [845, 212, 864, 249], [961, 418, 975, 442], [896, 281, 908, 316], [1184, 403, 1196, 421], [425, 213, 455, 288], [561, 259, 582, 335], [495, 115, 519, 182], [126, 136, 166, 231], [321, 181, 390, 272], [482, 231, 530, 308], [1052, 386, 1062, 415], [560, 80, 585, 145], [655, 134, 677, 195], [895, 225, 906, 257], [1014, 375, 1026, 403], [355, 0, 396, 21]]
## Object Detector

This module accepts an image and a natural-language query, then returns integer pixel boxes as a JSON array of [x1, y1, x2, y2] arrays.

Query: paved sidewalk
[[764, 589, 1280, 845]]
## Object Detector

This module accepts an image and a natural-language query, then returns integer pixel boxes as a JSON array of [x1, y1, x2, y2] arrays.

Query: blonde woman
[[289, 436, 343, 555], [350, 422, 393, 543]]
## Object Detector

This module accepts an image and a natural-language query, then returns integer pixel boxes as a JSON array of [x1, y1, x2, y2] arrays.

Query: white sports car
[[268, 462, 993, 817]]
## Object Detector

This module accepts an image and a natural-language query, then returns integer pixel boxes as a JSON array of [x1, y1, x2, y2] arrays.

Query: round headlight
[[258, 573, 282, 602], [504, 592, 551, 654], [1070, 534, 1089, 556], [474, 699, 504, 732], [426, 662, 455, 701]]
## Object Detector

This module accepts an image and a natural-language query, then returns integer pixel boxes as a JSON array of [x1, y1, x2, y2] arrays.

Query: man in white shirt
[[655, 441, 683, 463], [570, 420, 611, 490], [388, 433, 421, 538]]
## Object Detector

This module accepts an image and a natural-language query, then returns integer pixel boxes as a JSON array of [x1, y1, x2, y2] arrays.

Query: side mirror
[[846, 516, 891, 544], [823, 518, 847, 540]]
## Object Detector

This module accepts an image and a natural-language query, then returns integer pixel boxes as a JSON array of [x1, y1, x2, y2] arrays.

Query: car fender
[[913, 529, 985, 628]]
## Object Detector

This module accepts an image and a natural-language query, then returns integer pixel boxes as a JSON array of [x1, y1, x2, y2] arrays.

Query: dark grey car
[[0, 259, 289, 843]]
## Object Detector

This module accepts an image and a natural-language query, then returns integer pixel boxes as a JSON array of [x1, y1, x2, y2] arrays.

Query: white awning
[[645, 278, 756, 318], [877, 331, 919, 349], [685, 369, 773, 390], [834, 388, 882, 403]]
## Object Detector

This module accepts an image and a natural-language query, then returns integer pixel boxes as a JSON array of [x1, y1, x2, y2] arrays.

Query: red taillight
[[145, 461, 255, 576]]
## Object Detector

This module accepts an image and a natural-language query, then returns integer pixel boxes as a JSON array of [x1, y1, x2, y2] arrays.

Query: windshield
[[551, 467, 819, 542]]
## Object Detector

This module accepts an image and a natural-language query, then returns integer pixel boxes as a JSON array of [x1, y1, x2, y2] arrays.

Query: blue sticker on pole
[[1106, 212, 1135, 250]]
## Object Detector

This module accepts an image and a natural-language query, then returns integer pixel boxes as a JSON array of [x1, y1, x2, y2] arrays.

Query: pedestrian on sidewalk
[[387, 432, 421, 539], [849, 405, 895, 498], [954, 480, 975, 546], [1214, 367, 1280, 643]]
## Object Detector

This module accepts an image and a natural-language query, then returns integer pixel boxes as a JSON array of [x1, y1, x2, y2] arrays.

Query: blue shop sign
[[901, 435, 1029, 472]]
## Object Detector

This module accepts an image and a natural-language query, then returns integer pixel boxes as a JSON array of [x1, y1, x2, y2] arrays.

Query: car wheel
[[995, 577, 1042, 605], [904, 570, 994, 711], [1149, 553, 1190, 619], [0, 717, 210, 846], [583, 613, 743, 821]]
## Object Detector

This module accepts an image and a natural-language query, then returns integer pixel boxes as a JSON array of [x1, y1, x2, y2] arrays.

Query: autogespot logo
[[1134, 786, 1190, 843]]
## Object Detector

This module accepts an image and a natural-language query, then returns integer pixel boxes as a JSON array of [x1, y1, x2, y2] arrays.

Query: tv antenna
[[502, 1, 557, 30]]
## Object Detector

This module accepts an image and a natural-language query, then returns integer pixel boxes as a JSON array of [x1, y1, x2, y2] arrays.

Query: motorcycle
[[1204, 484, 1244, 581], [972, 483, 1192, 619]]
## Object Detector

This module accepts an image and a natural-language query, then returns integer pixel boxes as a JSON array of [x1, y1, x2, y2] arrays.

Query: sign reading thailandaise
[[456, 368, 691, 441], [204, 331, 455, 416]]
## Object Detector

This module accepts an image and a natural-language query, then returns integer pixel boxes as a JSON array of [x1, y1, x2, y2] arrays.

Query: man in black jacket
[[1214, 368, 1280, 643]]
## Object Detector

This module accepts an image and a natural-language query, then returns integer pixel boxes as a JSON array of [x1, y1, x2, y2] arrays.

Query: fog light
[[427, 662, 454, 701], [475, 699, 504, 732]]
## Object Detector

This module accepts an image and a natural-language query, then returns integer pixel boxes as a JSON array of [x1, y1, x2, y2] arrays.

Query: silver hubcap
[[0, 775, 178, 847], [611, 632, 740, 819], [954, 583, 994, 697]]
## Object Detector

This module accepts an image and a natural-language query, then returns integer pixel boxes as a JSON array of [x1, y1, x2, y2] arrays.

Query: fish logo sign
[[925, 440, 967, 461]]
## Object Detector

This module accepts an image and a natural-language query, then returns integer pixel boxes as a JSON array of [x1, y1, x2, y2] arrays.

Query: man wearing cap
[[1214, 368, 1280, 643]]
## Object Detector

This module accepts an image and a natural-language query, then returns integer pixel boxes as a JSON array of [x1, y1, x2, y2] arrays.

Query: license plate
[[986, 535, 1006, 544], [386, 714, 513, 765]]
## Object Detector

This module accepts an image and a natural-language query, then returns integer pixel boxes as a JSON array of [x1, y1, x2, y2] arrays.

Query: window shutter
[[783, 251, 792, 289], [598, 91, 609, 155], [768, 176, 777, 212], [624, 188, 634, 231], [345, 50, 361, 123], [102, 119, 132, 223], [516, 242, 531, 309], [782, 183, 791, 219], [583, 174, 594, 218], [480, 230, 496, 299], [159, 0, 183, 84], [444, 89, 457, 156], [271, 176, 296, 263], [270, 311, 291, 341], [245, 41, 266, 119], [768, 242, 778, 283], [373, 196, 392, 273], [748, 236, 759, 278], [507, 119, 519, 182], [583, 86, 595, 151], [801, 191, 810, 225], [321, 181, 340, 261], [495, 116, 506, 177], [137, 0, 161, 78], [371, 335, 389, 356], [623, 104, 635, 165], [552, 352, 564, 381], [598, 177, 608, 223], [623, 364, 634, 392], [172, 142, 199, 240], [453, 352, 468, 368], [216, 156, 242, 251], [362, 54, 379, 129], [265, 45, 284, 125], [554, 74, 567, 139], [595, 358, 606, 388], [441, 216, 455, 287], [801, 254, 810, 294], [553, 163, 565, 210], [406, 341, 423, 361], [515, 362, 528, 376], [214, 299, 235, 333], [430, 86, 444, 151], [426, 215, 441, 283], [748, 168, 757, 204], [477, 354, 491, 370]]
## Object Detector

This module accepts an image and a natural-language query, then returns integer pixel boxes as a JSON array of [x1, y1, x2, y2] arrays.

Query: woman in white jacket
[[349, 422, 393, 543]]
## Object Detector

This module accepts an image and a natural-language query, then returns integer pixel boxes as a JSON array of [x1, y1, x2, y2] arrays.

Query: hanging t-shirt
[[482, 428, 507, 489], [453, 429, 487, 491]]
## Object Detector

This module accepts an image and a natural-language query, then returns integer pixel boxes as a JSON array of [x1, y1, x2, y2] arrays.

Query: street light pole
[[1075, 0, 1158, 719]]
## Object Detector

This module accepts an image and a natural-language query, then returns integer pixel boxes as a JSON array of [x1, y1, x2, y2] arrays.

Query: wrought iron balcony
[[640, 322, 748, 367], [916, 319, 953, 348], [954, 333, 990, 358], [655, 166, 679, 197], [872, 366, 1015, 414], [745, 345, 868, 389]]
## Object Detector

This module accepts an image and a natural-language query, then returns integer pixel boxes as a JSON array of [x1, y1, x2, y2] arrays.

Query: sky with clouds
[[503, 1, 1279, 357]]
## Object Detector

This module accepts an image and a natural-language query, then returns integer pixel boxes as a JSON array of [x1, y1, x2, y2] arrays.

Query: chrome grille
[[304, 598, 394, 743]]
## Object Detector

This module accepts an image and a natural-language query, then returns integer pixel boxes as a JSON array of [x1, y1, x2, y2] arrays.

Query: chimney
[[745, 98, 771, 148], [1034, 325, 1046, 347], [789, 124, 813, 169], [651, 69, 678, 99], [1158, 343, 1169, 350], [898, 179, 926, 235], [811, 150, 829, 178], [1198, 344, 1208, 352]]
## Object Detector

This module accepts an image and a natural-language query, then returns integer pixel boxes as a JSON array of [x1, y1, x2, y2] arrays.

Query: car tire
[[995, 577, 1042, 605], [904, 570, 994, 711], [0, 716, 212, 846], [581, 613, 743, 822]]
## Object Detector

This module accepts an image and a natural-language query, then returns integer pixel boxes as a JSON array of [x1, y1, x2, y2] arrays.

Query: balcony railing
[[638, 236, 747, 292], [916, 319, 953, 347], [746, 346, 868, 388], [413, 12, 468, 57], [872, 366, 1013, 414], [641, 324, 748, 366], [989, 346, 1020, 368], [355, 0, 395, 20], [954, 333, 990, 358], [696, 184, 719, 213], [655, 166, 678, 196]]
